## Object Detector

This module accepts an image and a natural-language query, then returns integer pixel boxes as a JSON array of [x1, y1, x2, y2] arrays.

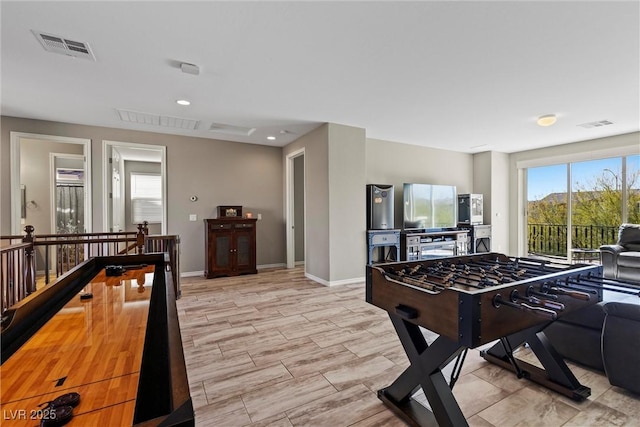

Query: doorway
[[102, 140, 167, 235], [286, 148, 305, 269], [50, 153, 86, 234], [10, 132, 91, 235]]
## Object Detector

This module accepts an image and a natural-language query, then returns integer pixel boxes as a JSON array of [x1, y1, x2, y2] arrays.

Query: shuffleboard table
[[1, 253, 193, 426]]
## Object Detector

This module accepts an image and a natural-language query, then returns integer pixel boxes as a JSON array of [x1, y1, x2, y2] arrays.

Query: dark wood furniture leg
[[379, 313, 469, 427], [480, 325, 591, 401]]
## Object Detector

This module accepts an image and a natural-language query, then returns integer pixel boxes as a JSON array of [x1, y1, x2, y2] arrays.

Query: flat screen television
[[403, 183, 457, 230]]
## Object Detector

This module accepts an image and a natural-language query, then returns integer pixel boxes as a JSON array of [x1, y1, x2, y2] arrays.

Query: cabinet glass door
[[235, 231, 252, 268], [215, 234, 232, 269]]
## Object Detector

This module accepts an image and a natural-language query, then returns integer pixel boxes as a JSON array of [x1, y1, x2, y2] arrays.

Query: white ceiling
[[1, 1, 638, 153]]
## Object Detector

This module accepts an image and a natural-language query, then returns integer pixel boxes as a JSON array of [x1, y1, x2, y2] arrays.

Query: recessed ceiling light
[[176, 99, 191, 106], [267, 136, 276, 140], [537, 114, 557, 127]]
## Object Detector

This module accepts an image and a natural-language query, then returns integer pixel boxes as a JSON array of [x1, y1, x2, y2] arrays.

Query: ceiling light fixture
[[176, 99, 191, 106], [267, 136, 276, 141], [180, 62, 200, 75], [537, 114, 557, 127]]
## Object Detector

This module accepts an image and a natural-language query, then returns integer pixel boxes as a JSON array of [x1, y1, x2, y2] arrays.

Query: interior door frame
[[285, 148, 305, 269], [10, 132, 92, 234], [109, 146, 124, 232]]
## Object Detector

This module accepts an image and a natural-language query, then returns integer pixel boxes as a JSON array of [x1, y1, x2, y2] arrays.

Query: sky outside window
[[528, 157, 637, 201]]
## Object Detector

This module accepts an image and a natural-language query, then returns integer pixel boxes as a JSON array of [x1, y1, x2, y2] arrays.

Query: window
[[526, 155, 639, 261], [130, 173, 162, 223]]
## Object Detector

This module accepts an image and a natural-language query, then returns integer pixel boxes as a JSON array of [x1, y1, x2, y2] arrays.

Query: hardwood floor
[[177, 267, 640, 427]]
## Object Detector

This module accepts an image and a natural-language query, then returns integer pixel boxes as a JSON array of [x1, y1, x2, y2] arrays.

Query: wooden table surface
[[1, 265, 155, 426]]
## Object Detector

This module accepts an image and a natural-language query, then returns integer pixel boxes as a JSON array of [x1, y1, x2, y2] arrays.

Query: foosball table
[[366, 252, 636, 427]]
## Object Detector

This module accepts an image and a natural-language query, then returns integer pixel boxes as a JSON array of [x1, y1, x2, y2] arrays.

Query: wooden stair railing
[[145, 233, 181, 298], [0, 222, 180, 312], [0, 242, 33, 314]]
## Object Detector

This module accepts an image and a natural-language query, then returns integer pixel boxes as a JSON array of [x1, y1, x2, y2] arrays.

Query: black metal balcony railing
[[528, 223, 619, 257]]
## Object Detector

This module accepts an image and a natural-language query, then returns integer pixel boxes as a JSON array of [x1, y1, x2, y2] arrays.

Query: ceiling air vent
[[159, 115, 199, 130], [117, 109, 199, 130], [209, 123, 256, 136], [577, 120, 614, 129], [32, 30, 97, 61], [117, 109, 160, 125]]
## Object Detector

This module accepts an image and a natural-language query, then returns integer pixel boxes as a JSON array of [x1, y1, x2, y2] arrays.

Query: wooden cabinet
[[204, 218, 257, 278]]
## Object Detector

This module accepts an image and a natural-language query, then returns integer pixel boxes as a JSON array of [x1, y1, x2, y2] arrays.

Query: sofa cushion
[[602, 302, 640, 394], [622, 243, 640, 251], [617, 251, 640, 268]]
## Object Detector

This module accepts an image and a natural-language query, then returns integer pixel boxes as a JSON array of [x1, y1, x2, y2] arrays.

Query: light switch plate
[[189, 214, 197, 221]]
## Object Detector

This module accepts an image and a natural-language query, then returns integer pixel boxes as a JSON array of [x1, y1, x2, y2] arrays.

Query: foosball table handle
[[520, 303, 557, 320], [494, 294, 558, 321], [549, 286, 591, 301]]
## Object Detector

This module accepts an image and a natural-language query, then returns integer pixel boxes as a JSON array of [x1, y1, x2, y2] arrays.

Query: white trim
[[180, 270, 205, 278], [180, 264, 287, 278], [295, 261, 305, 266], [285, 148, 305, 270], [517, 168, 527, 257], [102, 140, 167, 234], [10, 132, 91, 234], [50, 153, 56, 234], [304, 272, 365, 287], [516, 144, 639, 169], [566, 163, 573, 262]]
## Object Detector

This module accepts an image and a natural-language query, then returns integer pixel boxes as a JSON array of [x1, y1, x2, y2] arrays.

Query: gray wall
[[365, 138, 474, 229], [6, 116, 636, 281], [328, 124, 367, 282], [283, 123, 367, 284], [1, 116, 285, 274], [283, 124, 330, 281]]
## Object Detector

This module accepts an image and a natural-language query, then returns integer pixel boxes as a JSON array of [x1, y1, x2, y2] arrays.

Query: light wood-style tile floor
[[177, 267, 640, 426]]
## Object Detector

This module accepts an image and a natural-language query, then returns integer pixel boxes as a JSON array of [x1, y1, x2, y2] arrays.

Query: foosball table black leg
[[481, 325, 591, 401], [379, 314, 469, 427]]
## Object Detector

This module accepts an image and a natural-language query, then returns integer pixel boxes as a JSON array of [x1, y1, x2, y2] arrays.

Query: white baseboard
[[295, 261, 305, 266], [181, 270, 204, 278], [180, 264, 286, 278], [304, 272, 365, 287]]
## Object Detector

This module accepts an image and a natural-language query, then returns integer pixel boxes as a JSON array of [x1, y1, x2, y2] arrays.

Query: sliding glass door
[[526, 155, 639, 262], [527, 164, 568, 258]]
